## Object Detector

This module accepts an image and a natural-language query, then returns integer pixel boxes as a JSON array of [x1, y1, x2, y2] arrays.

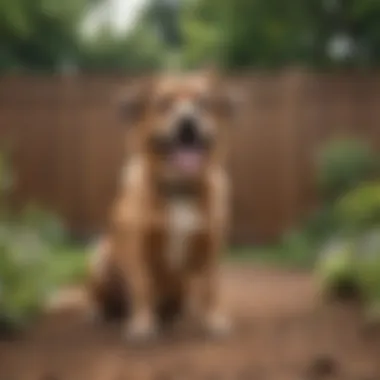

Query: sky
[[112, 0, 147, 33], [81, 0, 148, 39]]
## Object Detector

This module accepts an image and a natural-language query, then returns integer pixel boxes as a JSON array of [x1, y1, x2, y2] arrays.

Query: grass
[[228, 244, 318, 270], [47, 244, 89, 286]]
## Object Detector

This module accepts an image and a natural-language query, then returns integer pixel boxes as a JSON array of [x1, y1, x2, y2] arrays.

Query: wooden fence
[[1, 71, 380, 245]]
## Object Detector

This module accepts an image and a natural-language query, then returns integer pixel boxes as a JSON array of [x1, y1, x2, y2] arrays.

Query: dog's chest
[[166, 199, 203, 270]]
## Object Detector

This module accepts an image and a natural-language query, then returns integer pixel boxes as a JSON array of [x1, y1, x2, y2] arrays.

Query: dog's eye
[[196, 95, 213, 112], [155, 96, 173, 114]]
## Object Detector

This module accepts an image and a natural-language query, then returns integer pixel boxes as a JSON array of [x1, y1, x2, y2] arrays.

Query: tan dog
[[88, 72, 240, 342]]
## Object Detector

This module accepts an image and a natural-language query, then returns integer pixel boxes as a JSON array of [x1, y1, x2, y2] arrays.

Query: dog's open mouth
[[170, 148, 205, 175]]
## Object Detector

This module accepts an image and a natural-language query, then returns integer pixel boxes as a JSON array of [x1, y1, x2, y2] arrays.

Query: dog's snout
[[176, 116, 199, 146]]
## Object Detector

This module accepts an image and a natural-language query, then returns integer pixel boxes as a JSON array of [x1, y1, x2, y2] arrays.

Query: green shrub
[[0, 225, 87, 329], [0, 226, 55, 325], [315, 237, 357, 297], [0, 151, 86, 331], [317, 138, 378, 203], [280, 229, 317, 267], [19, 203, 69, 246], [334, 182, 380, 234], [316, 230, 380, 319], [314, 142, 380, 317], [356, 234, 380, 308], [302, 205, 341, 244], [280, 138, 378, 268]]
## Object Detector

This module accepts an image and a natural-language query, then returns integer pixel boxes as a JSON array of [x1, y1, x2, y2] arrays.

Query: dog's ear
[[203, 69, 246, 122], [216, 84, 246, 122], [116, 78, 154, 126]]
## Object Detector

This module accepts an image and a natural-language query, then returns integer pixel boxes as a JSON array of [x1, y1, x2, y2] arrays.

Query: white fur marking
[[121, 156, 144, 188], [167, 200, 203, 270]]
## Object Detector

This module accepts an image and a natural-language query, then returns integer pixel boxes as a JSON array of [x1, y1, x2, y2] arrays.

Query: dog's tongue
[[172, 149, 203, 174]]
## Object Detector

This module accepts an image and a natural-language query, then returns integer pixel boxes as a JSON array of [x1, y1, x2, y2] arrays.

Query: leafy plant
[[0, 226, 54, 325], [316, 229, 380, 322], [316, 138, 378, 203], [19, 203, 69, 246], [280, 229, 318, 267], [0, 151, 86, 333], [315, 237, 357, 297], [334, 182, 380, 234], [281, 138, 379, 268]]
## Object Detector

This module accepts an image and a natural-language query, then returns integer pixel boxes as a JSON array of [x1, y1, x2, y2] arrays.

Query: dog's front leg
[[197, 168, 232, 338], [115, 227, 157, 342], [196, 231, 232, 338]]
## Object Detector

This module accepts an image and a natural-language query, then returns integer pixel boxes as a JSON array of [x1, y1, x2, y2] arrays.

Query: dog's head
[[118, 72, 242, 182]]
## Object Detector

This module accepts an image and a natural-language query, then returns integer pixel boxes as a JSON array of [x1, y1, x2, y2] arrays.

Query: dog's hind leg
[[157, 295, 184, 327], [87, 237, 129, 322], [89, 267, 128, 322]]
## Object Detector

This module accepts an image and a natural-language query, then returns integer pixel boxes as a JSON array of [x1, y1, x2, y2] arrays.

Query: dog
[[88, 71, 241, 342]]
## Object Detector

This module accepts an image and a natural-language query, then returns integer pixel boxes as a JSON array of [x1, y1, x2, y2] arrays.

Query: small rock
[[305, 355, 339, 379]]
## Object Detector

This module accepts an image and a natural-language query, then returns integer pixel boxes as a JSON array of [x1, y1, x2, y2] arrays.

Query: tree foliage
[[1, 0, 380, 72], [0, 0, 166, 72], [0, 0, 98, 71], [180, 0, 380, 69], [76, 25, 166, 72]]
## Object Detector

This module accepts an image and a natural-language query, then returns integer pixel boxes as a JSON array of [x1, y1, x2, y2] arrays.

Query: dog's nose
[[176, 116, 199, 146]]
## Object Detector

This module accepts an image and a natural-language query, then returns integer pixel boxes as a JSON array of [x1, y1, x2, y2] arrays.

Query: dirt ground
[[1, 264, 380, 380]]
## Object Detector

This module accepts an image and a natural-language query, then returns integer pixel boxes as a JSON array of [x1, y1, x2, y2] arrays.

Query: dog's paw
[[202, 312, 233, 339], [124, 313, 158, 343]]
